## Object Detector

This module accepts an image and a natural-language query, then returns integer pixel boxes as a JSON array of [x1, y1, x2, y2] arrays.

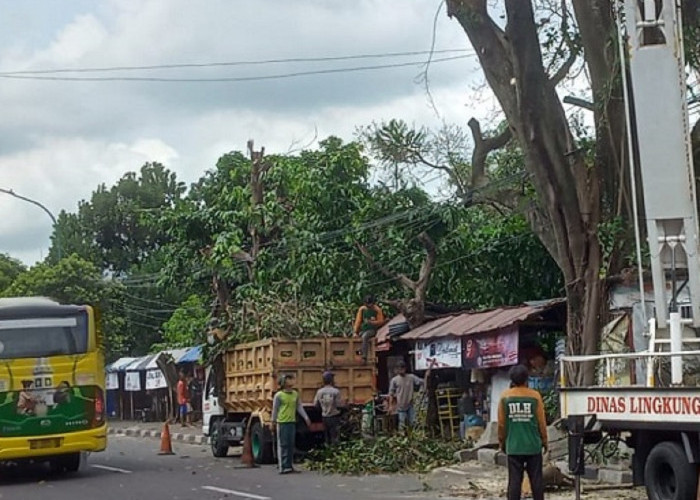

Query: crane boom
[[624, 0, 699, 384]]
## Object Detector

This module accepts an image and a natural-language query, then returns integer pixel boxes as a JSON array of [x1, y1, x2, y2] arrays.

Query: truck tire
[[645, 441, 697, 500], [210, 419, 229, 458], [251, 421, 274, 465]]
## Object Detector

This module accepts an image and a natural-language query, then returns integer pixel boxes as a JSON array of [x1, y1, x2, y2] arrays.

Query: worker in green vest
[[353, 295, 385, 363], [271, 373, 311, 474]]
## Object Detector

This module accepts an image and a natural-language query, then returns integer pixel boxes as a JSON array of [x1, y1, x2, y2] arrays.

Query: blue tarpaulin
[[178, 345, 202, 364]]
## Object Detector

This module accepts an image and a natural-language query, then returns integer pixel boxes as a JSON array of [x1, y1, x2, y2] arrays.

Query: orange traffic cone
[[158, 421, 175, 455], [240, 420, 256, 468]]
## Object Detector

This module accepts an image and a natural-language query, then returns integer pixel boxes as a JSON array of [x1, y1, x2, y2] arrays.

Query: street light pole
[[0, 187, 62, 261]]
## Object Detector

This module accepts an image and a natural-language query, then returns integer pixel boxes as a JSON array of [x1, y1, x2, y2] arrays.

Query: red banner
[[463, 327, 519, 369]]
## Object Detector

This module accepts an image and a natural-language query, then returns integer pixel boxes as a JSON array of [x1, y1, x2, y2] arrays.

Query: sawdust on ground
[[432, 461, 647, 500]]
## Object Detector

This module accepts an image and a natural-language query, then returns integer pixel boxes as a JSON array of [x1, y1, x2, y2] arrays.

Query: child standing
[[271, 374, 311, 474]]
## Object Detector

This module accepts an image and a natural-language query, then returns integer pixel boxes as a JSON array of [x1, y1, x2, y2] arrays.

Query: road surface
[[0, 435, 450, 500]]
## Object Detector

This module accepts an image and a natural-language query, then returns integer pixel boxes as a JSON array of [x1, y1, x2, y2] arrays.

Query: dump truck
[[202, 337, 375, 463]]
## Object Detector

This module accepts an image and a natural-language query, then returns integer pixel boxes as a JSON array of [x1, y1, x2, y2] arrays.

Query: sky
[[0, 0, 494, 266]]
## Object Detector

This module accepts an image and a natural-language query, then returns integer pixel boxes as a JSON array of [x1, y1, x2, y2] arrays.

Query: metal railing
[[559, 350, 700, 388]]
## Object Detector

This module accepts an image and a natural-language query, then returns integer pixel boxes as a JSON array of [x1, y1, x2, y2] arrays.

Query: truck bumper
[[0, 425, 108, 461]]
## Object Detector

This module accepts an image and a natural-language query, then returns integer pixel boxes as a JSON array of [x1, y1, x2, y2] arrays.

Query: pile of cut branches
[[305, 431, 460, 475]]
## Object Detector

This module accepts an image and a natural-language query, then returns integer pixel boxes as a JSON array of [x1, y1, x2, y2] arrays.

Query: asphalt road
[[0, 435, 449, 500]]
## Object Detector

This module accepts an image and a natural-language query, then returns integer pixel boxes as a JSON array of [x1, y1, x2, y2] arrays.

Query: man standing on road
[[388, 360, 429, 431], [353, 295, 384, 363], [313, 371, 343, 446], [272, 373, 312, 474], [498, 364, 548, 500], [176, 371, 190, 427]]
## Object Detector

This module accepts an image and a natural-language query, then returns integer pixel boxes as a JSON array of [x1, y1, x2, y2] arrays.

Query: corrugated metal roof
[[124, 354, 155, 372], [377, 299, 565, 344], [106, 357, 138, 373]]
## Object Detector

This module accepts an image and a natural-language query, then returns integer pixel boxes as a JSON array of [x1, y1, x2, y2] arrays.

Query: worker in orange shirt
[[176, 370, 191, 427], [353, 295, 384, 363]]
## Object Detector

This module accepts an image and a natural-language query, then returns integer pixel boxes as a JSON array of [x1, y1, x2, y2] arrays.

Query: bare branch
[[468, 117, 512, 189], [550, 48, 578, 86], [416, 232, 437, 290], [355, 241, 414, 290]]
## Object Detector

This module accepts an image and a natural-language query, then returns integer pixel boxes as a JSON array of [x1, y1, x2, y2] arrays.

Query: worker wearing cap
[[313, 371, 343, 446]]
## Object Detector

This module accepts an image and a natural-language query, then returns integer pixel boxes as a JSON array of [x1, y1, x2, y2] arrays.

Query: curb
[[108, 427, 208, 446], [464, 448, 631, 485]]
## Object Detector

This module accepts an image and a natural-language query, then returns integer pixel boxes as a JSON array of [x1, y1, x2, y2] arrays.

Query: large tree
[[445, 0, 700, 383], [2, 254, 127, 360], [0, 253, 25, 295]]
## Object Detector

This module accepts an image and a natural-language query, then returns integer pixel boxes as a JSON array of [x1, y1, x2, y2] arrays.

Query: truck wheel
[[210, 420, 229, 458], [251, 421, 274, 465], [645, 441, 697, 500]]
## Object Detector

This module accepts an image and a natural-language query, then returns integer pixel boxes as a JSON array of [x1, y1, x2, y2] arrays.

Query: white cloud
[[0, 0, 497, 266]]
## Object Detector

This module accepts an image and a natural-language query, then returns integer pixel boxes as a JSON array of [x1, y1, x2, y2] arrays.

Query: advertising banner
[[124, 371, 141, 392], [414, 337, 462, 370], [106, 372, 119, 390], [145, 369, 167, 390], [463, 326, 519, 369]]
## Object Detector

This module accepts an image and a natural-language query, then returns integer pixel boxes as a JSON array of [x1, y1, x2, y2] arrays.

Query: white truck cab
[[202, 366, 223, 437]]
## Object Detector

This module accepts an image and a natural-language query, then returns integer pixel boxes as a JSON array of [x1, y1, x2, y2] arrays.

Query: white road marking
[[91, 464, 133, 474], [202, 485, 271, 500]]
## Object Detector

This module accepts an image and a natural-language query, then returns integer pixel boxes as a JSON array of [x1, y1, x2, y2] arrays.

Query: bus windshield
[[0, 312, 88, 359]]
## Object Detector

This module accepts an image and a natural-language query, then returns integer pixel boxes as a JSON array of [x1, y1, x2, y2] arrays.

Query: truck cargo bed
[[223, 337, 375, 413]]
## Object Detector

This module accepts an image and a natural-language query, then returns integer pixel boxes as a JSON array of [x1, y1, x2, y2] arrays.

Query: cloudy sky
[[0, 0, 492, 266]]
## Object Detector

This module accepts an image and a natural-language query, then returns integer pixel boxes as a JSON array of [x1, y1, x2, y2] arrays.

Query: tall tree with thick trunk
[[447, 0, 606, 384]]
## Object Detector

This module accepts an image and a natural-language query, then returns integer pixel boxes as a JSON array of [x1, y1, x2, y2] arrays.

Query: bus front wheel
[[49, 453, 81, 474]]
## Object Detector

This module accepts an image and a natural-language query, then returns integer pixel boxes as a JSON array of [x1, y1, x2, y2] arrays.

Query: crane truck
[[560, 2, 700, 500]]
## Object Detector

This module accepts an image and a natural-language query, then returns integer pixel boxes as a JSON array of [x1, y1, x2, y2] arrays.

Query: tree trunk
[[447, 0, 603, 384]]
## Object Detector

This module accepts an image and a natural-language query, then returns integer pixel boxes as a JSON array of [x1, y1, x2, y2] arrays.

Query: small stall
[[105, 357, 138, 419], [105, 346, 204, 422], [376, 299, 566, 440]]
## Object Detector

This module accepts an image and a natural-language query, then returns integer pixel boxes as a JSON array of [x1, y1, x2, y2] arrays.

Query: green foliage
[[305, 431, 461, 474], [151, 294, 210, 351], [34, 130, 563, 358], [0, 253, 25, 294], [2, 254, 127, 361], [49, 162, 185, 272]]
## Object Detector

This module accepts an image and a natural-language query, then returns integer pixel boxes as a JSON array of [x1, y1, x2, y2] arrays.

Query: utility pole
[[0, 187, 62, 261]]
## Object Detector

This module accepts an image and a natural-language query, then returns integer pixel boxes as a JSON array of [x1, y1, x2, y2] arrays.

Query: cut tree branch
[[563, 95, 595, 111], [468, 117, 512, 189]]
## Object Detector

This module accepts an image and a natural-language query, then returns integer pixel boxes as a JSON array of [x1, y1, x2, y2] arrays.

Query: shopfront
[[375, 299, 566, 439]]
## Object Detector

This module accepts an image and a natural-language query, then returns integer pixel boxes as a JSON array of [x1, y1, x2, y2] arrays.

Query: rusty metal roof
[[376, 299, 565, 346]]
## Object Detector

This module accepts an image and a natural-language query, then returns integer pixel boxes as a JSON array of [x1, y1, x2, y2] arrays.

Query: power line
[[0, 55, 472, 83], [0, 49, 472, 76]]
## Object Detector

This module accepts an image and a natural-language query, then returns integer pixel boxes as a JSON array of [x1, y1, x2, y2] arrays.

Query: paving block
[[475, 422, 499, 448], [553, 459, 599, 480], [598, 468, 632, 485], [454, 448, 478, 462], [477, 448, 498, 465]]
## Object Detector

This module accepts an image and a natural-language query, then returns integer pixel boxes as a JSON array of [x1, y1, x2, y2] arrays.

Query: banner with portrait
[[463, 326, 519, 369]]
